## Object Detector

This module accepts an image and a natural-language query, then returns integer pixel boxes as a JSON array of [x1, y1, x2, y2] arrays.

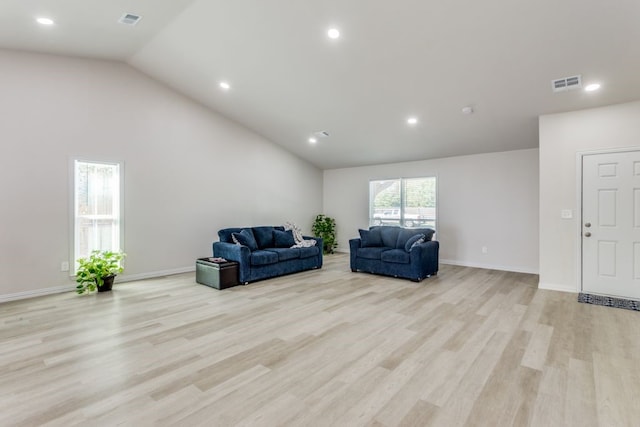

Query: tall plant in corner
[[312, 214, 337, 254]]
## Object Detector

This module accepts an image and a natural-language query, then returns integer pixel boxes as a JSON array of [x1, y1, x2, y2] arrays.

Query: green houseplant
[[312, 214, 337, 254], [75, 250, 126, 294]]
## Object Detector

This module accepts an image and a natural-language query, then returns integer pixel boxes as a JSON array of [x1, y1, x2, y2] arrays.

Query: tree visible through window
[[73, 160, 121, 271], [369, 177, 436, 228]]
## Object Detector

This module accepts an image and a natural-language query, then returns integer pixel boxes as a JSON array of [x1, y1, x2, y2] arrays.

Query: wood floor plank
[[564, 357, 598, 427], [521, 323, 554, 371], [1, 254, 639, 426]]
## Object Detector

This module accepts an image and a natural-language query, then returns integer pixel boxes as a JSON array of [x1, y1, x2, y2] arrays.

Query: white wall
[[539, 100, 640, 292], [323, 149, 539, 274], [0, 49, 322, 301]]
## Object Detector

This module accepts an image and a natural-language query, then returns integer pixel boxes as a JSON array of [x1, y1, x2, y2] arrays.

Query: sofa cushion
[[265, 247, 300, 261], [250, 250, 279, 266], [356, 247, 390, 260], [299, 246, 320, 259], [273, 229, 295, 248], [397, 228, 432, 249], [404, 233, 426, 252], [378, 226, 402, 248], [359, 228, 382, 247], [381, 249, 411, 264], [252, 226, 276, 249], [232, 229, 258, 251]]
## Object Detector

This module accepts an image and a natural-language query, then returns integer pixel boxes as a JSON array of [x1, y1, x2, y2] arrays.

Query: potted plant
[[75, 250, 126, 294], [312, 214, 338, 254]]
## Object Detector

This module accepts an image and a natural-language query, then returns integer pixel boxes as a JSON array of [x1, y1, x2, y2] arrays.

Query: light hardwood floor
[[1, 254, 639, 426]]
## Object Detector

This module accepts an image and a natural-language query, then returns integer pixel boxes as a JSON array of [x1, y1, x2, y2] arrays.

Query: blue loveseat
[[213, 226, 323, 284], [349, 226, 439, 281]]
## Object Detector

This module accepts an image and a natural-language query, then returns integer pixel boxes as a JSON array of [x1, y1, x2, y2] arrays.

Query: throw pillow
[[404, 233, 425, 252], [232, 229, 258, 251], [274, 229, 295, 248], [423, 228, 435, 242], [359, 228, 382, 247], [252, 226, 275, 249]]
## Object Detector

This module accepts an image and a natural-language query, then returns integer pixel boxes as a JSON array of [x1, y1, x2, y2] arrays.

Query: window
[[369, 177, 436, 228], [73, 160, 122, 270]]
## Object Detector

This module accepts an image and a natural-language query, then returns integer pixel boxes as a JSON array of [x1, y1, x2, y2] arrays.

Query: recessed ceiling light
[[407, 117, 418, 125], [36, 17, 54, 25], [219, 81, 231, 90], [309, 137, 318, 144], [327, 28, 340, 39], [462, 106, 474, 115], [585, 83, 601, 92]]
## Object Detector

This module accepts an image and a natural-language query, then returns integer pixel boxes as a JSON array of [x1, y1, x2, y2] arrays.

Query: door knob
[[584, 232, 592, 237], [585, 222, 591, 228]]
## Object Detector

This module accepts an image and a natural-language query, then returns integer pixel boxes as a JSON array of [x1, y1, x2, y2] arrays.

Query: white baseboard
[[439, 259, 539, 275], [116, 266, 194, 283], [0, 266, 195, 303], [537, 282, 578, 293], [333, 251, 538, 275], [0, 285, 76, 303]]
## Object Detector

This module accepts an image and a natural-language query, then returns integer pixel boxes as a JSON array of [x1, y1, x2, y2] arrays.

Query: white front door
[[582, 150, 640, 299]]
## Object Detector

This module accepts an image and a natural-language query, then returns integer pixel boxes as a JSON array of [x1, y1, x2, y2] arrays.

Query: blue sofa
[[213, 226, 323, 284], [349, 226, 439, 281]]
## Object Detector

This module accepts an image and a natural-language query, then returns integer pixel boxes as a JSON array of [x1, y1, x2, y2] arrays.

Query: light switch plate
[[561, 209, 573, 219]]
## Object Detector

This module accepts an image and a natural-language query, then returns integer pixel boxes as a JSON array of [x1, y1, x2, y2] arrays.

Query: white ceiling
[[2, 0, 640, 169]]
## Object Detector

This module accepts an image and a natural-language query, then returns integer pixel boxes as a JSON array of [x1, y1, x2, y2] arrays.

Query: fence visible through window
[[73, 160, 121, 271]]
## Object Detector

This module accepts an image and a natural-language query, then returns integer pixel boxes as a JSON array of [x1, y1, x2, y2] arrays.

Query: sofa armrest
[[409, 240, 439, 275], [302, 236, 323, 267], [213, 241, 251, 283], [349, 238, 362, 271]]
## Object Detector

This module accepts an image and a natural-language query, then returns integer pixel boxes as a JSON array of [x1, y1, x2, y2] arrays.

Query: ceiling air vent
[[119, 13, 142, 26], [552, 75, 582, 93]]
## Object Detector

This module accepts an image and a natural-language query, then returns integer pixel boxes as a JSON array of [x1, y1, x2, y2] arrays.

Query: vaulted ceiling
[[2, 0, 639, 169]]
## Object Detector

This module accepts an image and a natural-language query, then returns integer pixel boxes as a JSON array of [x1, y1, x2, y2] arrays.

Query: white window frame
[[71, 159, 124, 274], [369, 176, 437, 229]]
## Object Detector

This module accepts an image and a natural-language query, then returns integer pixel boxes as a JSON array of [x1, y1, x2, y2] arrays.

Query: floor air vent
[[119, 13, 142, 26], [552, 75, 582, 93]]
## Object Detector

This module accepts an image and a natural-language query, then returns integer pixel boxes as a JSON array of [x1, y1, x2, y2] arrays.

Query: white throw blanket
[[283, 221, 317, 248]]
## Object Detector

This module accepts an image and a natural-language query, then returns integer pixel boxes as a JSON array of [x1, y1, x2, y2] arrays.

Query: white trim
[[116, 266, 195, 283], [575, 152, 583, 293], [0, 285, 76, 303], [538, 282, 577, 293], [338, 248, 538, 274], [576, 145, 640, 294], [70, 157, 125, 275], [439, 259, 538, 275], [0, 266, 195, 303]]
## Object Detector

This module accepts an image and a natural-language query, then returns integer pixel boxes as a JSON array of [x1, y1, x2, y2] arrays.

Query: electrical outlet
[[61, 261, 69, 272], [482, 246, 488, 254]]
